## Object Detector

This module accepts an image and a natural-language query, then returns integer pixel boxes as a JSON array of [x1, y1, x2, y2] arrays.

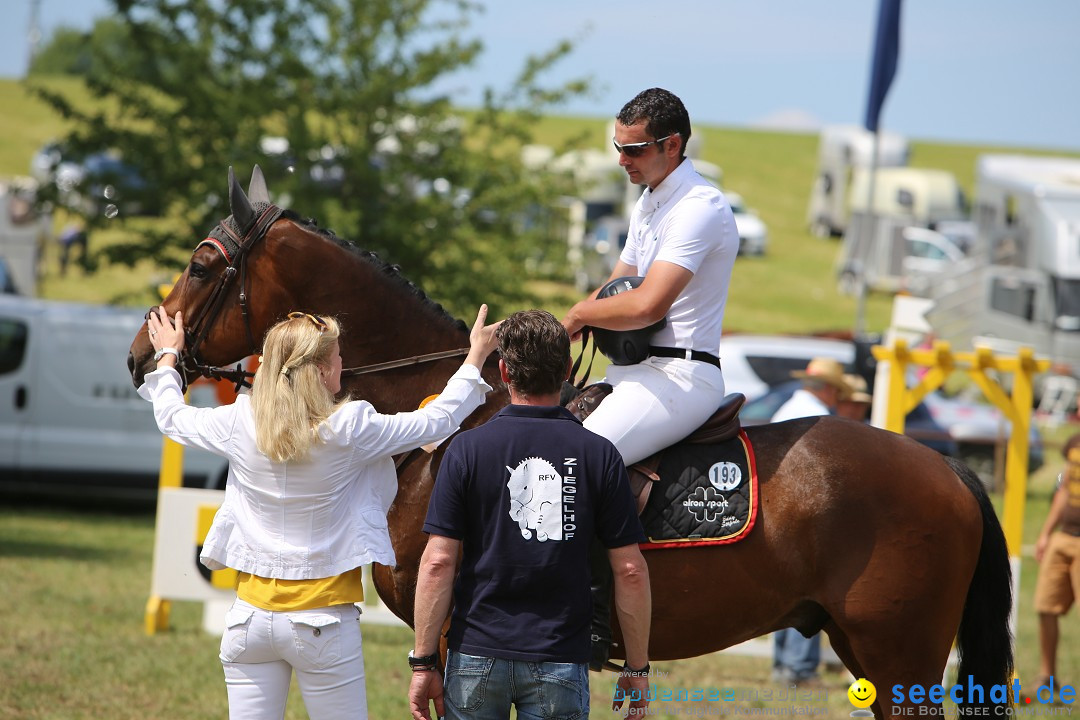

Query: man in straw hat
[[769, 356, 849, 684], [771, 357, 849, 424], [837, 373, 873, 422]]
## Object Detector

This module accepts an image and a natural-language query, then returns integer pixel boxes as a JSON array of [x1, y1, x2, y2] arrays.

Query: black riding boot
[[589, 537, 613, 671]]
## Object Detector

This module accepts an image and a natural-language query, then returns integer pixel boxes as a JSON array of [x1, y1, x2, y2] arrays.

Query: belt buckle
[[684, 349, 693, 361]]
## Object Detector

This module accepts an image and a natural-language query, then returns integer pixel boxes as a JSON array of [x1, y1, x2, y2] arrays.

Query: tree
[[28, 0, 591, 317], [29, 17, 150, 81]]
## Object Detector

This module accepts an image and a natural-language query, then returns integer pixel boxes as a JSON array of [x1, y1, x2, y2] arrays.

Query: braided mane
[[280, 209, 467, 332]]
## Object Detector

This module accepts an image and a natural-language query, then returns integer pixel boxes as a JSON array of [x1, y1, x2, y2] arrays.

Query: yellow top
[[236, 568, 365, 611]]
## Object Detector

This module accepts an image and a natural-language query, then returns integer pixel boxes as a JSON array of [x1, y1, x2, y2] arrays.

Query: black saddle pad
[[639, 430, 758, 548]]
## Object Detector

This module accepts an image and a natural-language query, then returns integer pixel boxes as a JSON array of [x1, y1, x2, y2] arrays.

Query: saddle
[[563, 384, 746, 515]]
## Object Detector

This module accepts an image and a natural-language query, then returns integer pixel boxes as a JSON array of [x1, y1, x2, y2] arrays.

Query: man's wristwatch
[[408, 650, 438, 670], [623, 662, 651, 677], [153, 347, 181, 363]]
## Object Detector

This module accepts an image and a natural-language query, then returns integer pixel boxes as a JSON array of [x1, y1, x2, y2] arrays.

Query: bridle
[[153, 204, 469, 391]]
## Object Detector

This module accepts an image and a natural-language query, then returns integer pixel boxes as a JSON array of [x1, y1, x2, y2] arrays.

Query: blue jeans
[[444, 650, 589, 720], [773, 629, 821, 680]]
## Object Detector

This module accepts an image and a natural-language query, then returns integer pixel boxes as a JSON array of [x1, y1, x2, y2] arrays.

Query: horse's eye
[[190, 262, 208, 279]]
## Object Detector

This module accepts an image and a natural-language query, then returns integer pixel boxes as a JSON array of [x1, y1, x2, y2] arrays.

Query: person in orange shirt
[[1032, 433, 1080, 692]]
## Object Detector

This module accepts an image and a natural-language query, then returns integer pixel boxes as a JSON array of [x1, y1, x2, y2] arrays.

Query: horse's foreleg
[[822, 620, 864, 680]]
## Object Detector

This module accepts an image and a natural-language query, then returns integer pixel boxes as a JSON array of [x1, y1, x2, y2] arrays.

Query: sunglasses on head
[[288, 311, 329, 332], [612, 133, 678, 158]]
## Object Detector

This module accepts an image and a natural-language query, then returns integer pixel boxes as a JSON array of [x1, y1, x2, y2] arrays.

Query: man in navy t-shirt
[[408, 310, 652, 720]]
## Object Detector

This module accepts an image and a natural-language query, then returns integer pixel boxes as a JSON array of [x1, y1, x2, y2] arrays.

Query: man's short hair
[[496, 310, 570, 398], [616, 88, 692, 158]]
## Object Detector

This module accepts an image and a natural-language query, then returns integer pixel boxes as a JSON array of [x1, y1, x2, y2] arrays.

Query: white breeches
[[583, 356, 727, 465]]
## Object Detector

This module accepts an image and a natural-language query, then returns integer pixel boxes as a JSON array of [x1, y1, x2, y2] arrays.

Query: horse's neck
[[286, 228, 504, 413]]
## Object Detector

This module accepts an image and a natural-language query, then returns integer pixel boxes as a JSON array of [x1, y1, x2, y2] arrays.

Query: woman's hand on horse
[[147, 306, 186, 359], [465, 304, 501, 368]]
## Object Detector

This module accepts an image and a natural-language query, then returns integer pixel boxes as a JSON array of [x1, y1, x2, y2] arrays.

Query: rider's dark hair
[[616, 87, 691, 159], [496, 310, 570, 399]]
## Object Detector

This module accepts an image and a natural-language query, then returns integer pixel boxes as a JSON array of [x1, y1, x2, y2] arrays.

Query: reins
[[341, 347, 470, 377]]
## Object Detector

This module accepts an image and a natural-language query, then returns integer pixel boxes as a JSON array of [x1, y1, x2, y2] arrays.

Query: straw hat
[[791, 357, 849, 391], [842, 373, 873, 404]]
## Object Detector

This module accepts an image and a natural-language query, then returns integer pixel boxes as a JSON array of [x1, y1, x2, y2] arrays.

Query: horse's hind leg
[[831, 619, 956, 720]]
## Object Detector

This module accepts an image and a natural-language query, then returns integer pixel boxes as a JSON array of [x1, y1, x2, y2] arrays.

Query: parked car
[[740, 379, 959, 457], [30, 142, 158, 216], [921, 389, 1044, 476], [576, 215, 629, 291], [718, 334, 858, 401], [900, 226, 967, 297], [726, 191, 768, 256]]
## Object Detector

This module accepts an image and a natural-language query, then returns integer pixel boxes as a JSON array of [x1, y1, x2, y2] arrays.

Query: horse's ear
[[229, 166, 255, 231], [248, 164, 271, 204]]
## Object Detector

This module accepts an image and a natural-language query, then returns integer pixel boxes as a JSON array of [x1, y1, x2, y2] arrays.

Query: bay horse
[[128, 168, 1013, 719]]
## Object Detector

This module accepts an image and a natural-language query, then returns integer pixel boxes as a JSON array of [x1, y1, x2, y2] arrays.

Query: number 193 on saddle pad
[[639, 430, 758, 548]]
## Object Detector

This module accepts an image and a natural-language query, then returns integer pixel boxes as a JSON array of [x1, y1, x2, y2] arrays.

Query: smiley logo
[[848, 678, 876, 709]]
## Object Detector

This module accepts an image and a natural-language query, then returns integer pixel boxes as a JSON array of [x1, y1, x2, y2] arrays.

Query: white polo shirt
[[619, 157, 739, 354]]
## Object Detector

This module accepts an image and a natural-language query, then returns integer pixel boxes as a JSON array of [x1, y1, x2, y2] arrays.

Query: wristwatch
[[408, 650, 438, 669], [154, 347, 181, 363]]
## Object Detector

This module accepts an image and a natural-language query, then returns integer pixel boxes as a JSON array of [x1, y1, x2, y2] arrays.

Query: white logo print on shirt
[[506, 457, 563, 542]]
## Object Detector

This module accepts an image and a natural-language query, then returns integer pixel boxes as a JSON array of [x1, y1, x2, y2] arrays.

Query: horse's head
[[127, 165, 294, 387], [128, 165, 476, 398]]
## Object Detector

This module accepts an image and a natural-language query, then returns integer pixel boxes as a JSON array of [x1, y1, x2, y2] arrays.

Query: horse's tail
[[947, 456, 1014, 709]]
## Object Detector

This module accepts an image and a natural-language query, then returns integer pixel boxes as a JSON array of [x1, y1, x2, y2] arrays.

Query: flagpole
[[854, 129, 880, 337], [858, 0, 901, 337]]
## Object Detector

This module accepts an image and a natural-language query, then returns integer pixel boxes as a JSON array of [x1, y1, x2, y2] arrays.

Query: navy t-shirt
[[423, 404, 645, 663]]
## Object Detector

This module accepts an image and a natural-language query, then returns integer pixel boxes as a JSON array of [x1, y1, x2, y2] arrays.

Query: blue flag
[[864, 0, 902, 133]]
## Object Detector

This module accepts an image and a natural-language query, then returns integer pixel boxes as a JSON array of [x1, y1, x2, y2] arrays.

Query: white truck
[[0, 179, 49, 297], [0, 295, 230, 501], [806, 124, 909, 237], [926, 154, 1080, 373]]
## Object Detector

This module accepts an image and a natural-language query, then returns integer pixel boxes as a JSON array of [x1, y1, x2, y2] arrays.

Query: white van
[[926, 154, 1080, 370], [0, 296, 229, 501]]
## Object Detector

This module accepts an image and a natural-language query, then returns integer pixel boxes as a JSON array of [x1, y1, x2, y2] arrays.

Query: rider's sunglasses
[[288, 311, 329, 333], [612, 133, 678, 158]]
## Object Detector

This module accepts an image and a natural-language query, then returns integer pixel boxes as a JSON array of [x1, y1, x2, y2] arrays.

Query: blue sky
[[4, 0, 1078, 151]]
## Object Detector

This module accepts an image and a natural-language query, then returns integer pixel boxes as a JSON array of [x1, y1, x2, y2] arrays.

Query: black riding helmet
[[589, 276, 667, 366]]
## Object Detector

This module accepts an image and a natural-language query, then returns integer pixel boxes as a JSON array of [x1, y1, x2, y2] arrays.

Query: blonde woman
[[139, 304, 499, 720]]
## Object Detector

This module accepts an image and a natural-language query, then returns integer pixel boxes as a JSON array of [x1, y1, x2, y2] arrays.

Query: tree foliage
[[28, 0, 591, 317]]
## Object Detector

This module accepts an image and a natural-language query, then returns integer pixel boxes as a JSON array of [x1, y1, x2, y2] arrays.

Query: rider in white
[[562, 88, 739, 465]]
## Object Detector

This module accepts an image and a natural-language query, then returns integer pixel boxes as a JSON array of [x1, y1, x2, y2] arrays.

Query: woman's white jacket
[[138, 364, 491, 579]]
